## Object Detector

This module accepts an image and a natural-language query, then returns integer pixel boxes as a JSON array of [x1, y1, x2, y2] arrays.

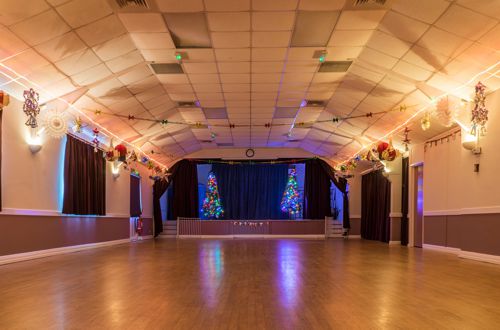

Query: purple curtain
[[304, 159, 332, 219], [62, 135, 106, 215], [130, 174, 142, 217], [361, 170, 391, 243]]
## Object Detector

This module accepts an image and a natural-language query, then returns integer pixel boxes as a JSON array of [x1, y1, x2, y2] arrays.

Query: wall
[[347, 174, 361, 235], [422, 89, 500, 257], [0, 98, 152, 257], [184, 147, 315, 160]]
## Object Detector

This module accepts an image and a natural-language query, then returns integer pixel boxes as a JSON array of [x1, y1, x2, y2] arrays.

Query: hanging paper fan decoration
[[41, 109, 68, 139]]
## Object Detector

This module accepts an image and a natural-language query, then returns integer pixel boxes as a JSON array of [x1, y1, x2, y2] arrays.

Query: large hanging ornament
[[92, 128, 100, 152], [23, 88, 41, 128], [471, 81, 488, 136], [41, 109, 68, 139], [403, 127, 411, 152], [0, 91, 10, 110], [421, 112, 431, 131], [380, 139, 398, 161], [114, 144, 127, 162]]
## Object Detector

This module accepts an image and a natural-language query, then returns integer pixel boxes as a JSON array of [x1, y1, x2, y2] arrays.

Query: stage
[[177, 219, 326, 238]]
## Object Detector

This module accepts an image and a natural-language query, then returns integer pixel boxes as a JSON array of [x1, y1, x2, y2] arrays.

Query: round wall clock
[[245, 148, 255, 158]]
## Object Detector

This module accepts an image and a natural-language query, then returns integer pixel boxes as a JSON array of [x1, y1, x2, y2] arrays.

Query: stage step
[[326, 219, 343, 238], [161, 220, 177, 237]]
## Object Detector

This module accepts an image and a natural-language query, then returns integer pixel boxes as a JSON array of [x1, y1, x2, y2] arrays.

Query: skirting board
[[423, 244, 500, 265], [347, 235, 361, 239], [178, 235, 325, 239], [131, 235, 153, 242], [0, 238, 130, 266], [389, 240, 401, 245]]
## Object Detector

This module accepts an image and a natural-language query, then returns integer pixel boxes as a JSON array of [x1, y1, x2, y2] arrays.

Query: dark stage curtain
[[62, 135, 106, 215], [361, 170, 391, 242], [171, 160, 199, 220], [212, 163, 288, 220], [0, 110, 2, 211], [304, 159, 332, 219], [130, 174, 142, 217], [153, 178, 170, 236], [401, 157, 409, 245]]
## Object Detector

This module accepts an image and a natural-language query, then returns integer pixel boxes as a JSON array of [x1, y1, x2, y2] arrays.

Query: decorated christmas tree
[[202, 172, 224, 219], [281, 167, 301, 216]]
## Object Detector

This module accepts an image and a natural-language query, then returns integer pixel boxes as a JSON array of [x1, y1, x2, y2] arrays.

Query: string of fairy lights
[[1, 60, 499, 173]]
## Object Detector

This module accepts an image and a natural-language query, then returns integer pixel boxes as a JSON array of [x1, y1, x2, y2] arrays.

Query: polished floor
[[1, 239, 500, 329]]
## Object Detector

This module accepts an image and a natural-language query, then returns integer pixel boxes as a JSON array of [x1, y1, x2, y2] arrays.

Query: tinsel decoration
[[403, 127, 411, 152], [23, 88, 41, 128], [72, 117, 83, 133], [92, 128, 100, 152], [280, 167, 301, 216], [202, 172, 224, 219], [471, 81, 488, 136], [41, 109, 68, 139], [421, 112, 431, 131]]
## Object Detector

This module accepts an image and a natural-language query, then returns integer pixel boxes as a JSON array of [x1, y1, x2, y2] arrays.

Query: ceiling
[[0, 0, 499, 165]]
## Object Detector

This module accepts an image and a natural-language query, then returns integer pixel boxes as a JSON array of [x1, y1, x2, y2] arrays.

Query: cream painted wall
[[348, 174, 361, 217], [1, 98, 139, 216], [423, 89, 500, 212], [184, 147, 315, 160]]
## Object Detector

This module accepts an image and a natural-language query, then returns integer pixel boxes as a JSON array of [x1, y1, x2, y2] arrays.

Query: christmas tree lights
[[281, 167, 301, 216], [202, 172, 224, 219]]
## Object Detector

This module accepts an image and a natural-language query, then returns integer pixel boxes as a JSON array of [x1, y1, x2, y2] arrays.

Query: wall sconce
[[111, 161, 121, 179], [27, 128, 43, 154], [461, 129, 481, 155]]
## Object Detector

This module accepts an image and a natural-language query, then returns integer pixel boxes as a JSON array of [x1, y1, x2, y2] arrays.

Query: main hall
[[0, 0, 499, 328]]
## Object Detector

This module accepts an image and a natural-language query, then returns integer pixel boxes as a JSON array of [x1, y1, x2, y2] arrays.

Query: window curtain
[[361, 170, 391, 242], [212, 163, 288, 220], [304, 159, 332, 219], [171, 160, 199, 220], [401, 157, 409, 246], [130, 174, 142, 217], [62, 135, 106, 215]]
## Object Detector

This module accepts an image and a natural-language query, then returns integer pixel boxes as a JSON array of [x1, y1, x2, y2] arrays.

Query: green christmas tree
[[202, 172, 224, 219], [281, 167, 301, 216]]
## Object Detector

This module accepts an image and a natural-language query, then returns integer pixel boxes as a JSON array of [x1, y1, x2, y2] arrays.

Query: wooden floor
[[1, 239, 500, 329]]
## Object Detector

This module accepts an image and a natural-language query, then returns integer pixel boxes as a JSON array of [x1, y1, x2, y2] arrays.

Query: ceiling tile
[[220, 73, 250, 84], [252, 84, 280, 92], [26, 64, 66, 87], [188, 73, 220, 84], [179, 49, 216, 62], [34, 32, 86, 62], [435, 4, 497, 40], [163, 84, 194, 93], [119, 13, 167, 32], [298, 0, 345, 10], [71, 63, 112, 86], [54, 48, 101, 75], [183, 62, 218, 74], [252, 73, 282, 83], [252, 0, 298, 11], [204, 0, 250, 11], [392, 0, 450, 24], [325, 46, 363, 60], [105, 50, 144, 73], [417, 27, 471, 58], [56, 0, 112, 28], [211, 32, 250, 48], [207, 12, 250, 31], [140, 49, 176, 62], [252, 12, 295, 31], [223, 84, 250, 92], [157, 74, 190, 84], [366, 31, 412, 58], [218, 62, 251, 73], [192, 84, 222, 92], [358, 47, 398, 70], [251, 62, 284, 73], [401, 45, 449, 72], [328, 30, 374, 47], [156, 0, 204, 12], [284, 61, 318, 73], [0, 26, 29, 60], [92, 34, 137, 61], [392, 60, 433, 81], [252, 48, 287, 61], [336, 10, 386, 30], [76, 15, 126, 47], [10, 9, 70, 46], [0, 0, 49, 26], [118, 65, 152, 85], [478, 24, 500, 50], [378, 10, 429, 43], [215, 48, 251, 61], [252, 31, 291, 47], [457, 0, 500, 19], [130, 33, 175, 49]]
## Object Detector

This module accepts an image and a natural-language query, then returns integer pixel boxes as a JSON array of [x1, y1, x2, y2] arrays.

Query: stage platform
[[177, 219, 326, 238]]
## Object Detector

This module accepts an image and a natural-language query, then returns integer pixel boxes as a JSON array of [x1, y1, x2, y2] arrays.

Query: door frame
[[408, 162, 423, 247]]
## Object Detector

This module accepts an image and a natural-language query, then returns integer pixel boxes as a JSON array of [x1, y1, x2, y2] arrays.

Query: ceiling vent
[[115, 0, 149, 8], [150, 63, 184, 74], [202, 107, 228, 119], [318, 61, 353, 73], [303, 99, 327, 107], [216, 142, 234, 147], [164, 13, 212, 48], [176, 101, 198, 107], [345, 0, 392, 9]]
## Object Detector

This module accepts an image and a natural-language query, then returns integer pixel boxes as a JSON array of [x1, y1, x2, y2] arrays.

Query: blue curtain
[[212, 163, 289, 220]]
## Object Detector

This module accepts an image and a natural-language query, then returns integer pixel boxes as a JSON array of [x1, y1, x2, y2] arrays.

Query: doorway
[[413, 165, 424, 247]]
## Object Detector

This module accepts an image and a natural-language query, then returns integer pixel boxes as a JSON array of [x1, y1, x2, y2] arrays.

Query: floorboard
[[1, 239, 500, 329]]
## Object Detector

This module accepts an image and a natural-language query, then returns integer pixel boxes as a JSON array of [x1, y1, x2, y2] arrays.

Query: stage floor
[[1, 239, 500, 328]]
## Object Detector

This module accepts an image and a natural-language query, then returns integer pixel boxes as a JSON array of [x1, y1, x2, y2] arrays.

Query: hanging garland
[[23, 88, 41, 128], [471, 81, 488, 136]]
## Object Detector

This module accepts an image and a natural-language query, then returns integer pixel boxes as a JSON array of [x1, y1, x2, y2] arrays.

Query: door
[[413, 165, 424, 247]]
